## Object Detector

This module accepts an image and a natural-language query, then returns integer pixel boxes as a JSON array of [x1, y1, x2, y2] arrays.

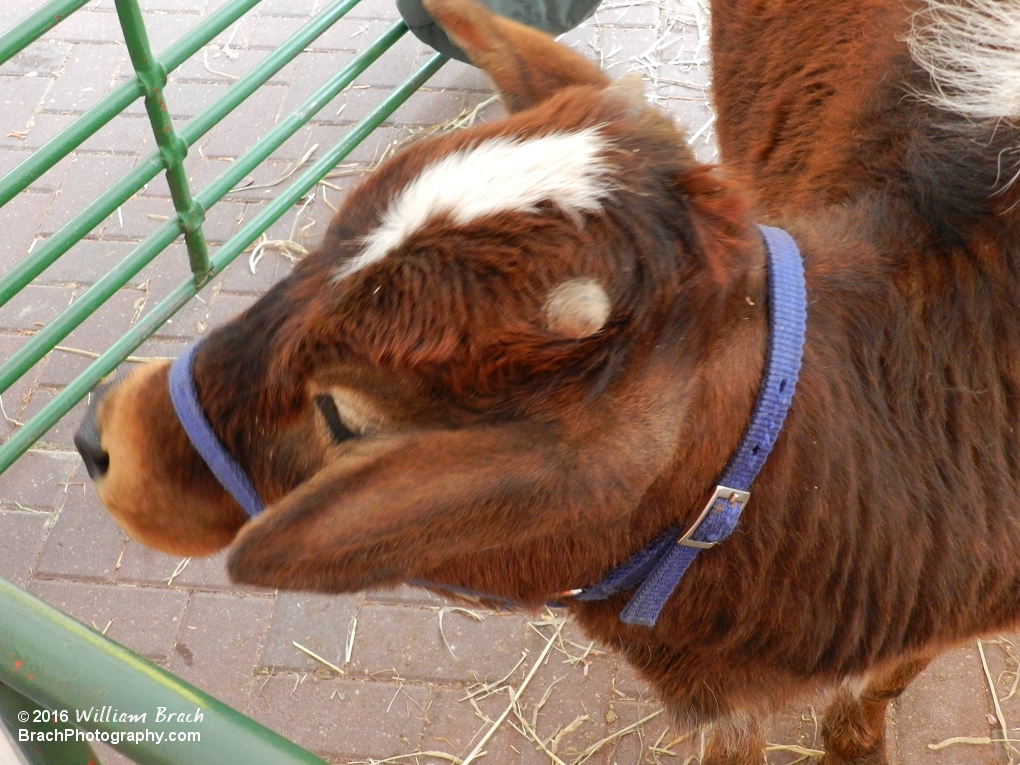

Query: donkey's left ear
[[423, 0, 608, 111], [226, 381, 685, 595], [676, 165, 757, 288]]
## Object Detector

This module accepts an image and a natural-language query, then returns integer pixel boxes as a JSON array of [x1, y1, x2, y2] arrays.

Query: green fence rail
[[0, 0, 447, 761], [0, 577, 329, 765], [0, 0, 446, 472]]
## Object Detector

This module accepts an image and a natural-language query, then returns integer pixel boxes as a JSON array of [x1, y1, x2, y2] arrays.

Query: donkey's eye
[[315, 395, 358, 444]]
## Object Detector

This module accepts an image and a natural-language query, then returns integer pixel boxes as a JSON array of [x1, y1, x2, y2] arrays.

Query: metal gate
[[0, 0, 446, 761], [0, 0, 445, 475]]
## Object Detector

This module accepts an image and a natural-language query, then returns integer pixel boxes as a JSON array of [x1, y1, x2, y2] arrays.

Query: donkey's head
[[76, 0, 763, 603]]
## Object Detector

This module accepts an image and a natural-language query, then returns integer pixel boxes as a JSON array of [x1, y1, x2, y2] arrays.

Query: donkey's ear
[[227, 398, 680, 595], [423, 0, 608, 111]]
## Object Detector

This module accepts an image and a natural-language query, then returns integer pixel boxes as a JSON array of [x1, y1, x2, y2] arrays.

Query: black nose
[[74, 383, 112, 480]]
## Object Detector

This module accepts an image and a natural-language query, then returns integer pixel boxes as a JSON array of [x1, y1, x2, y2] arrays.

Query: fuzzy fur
[[906, 0, 1020, 122], [337, 128, 613, 280], [78, 0, 1020, 762]]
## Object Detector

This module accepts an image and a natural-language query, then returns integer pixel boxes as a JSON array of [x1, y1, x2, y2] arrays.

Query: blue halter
[[168, 224, 806, 628], [575, 224, 807, 626], [169, 341, 264, 518]]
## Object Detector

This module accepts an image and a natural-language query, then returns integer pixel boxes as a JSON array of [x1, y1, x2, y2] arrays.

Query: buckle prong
[[677, 486, 750, 549]]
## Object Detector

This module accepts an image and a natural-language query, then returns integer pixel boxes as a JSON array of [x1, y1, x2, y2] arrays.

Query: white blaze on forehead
[[336, 127, 613, 280]]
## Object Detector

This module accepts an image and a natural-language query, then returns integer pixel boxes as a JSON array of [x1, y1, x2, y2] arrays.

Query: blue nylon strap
[[574, 524, 677, 601], [168, 339, 265, 518], [579, 224, 807, 627], [715, 225, 807, 491]]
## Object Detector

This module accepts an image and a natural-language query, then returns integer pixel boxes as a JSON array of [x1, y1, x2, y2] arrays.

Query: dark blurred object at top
[[398, 0, 603, 63]]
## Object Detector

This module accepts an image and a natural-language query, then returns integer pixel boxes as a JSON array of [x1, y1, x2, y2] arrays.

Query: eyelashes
[[315, 394, 359, 444]]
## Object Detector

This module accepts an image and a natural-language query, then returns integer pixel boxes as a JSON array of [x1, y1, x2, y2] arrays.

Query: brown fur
[[77, 0, 1020, 761]]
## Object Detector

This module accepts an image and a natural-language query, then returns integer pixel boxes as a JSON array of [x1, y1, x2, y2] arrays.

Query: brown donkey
[[74, 0, 1020, 761]]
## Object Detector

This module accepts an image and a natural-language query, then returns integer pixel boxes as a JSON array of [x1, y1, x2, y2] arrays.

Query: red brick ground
[[0, 1, 1011, 764]]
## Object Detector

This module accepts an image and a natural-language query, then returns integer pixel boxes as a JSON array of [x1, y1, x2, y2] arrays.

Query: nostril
[[74, 425, 110, 481], [80, 444, 110, 480], [74, 383, 112, 481]]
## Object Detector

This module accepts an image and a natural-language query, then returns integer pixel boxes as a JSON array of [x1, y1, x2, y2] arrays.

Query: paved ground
[[0, 1, 1016, 764]]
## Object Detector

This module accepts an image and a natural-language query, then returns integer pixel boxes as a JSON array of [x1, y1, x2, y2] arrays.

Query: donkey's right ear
[[423, 0, 608, 112]]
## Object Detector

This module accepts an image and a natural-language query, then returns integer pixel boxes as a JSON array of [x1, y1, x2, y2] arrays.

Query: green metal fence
[[0, 576, 330, 764], [0, 0, 446, 761], [0, 0, 446, 475]]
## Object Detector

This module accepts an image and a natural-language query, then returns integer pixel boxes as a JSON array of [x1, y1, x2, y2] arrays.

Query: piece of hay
[[979, 638, 1019, 765], [572, 709, 663, 765], [166, 557, 190, 585], [292, 641, 344, 675], [460, 617, 564, 765], [345, 616, 358, 665], [765, 744, 825, 758]]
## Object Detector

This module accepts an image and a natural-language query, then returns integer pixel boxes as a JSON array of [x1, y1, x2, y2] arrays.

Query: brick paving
[[0, 1, 1011, 764]]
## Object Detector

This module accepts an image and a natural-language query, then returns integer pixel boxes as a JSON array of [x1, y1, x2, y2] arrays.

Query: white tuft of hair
[[906, 0, 1020, 121], [335, 127, 613, 281], [544, 278, 611, 338]]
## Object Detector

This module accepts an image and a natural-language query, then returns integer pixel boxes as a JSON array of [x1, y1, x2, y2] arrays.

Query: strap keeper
[[677, 486, 750, 549]]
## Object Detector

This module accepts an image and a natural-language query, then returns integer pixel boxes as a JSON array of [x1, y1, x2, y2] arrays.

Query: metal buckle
[[677, 486, 750, 549]]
